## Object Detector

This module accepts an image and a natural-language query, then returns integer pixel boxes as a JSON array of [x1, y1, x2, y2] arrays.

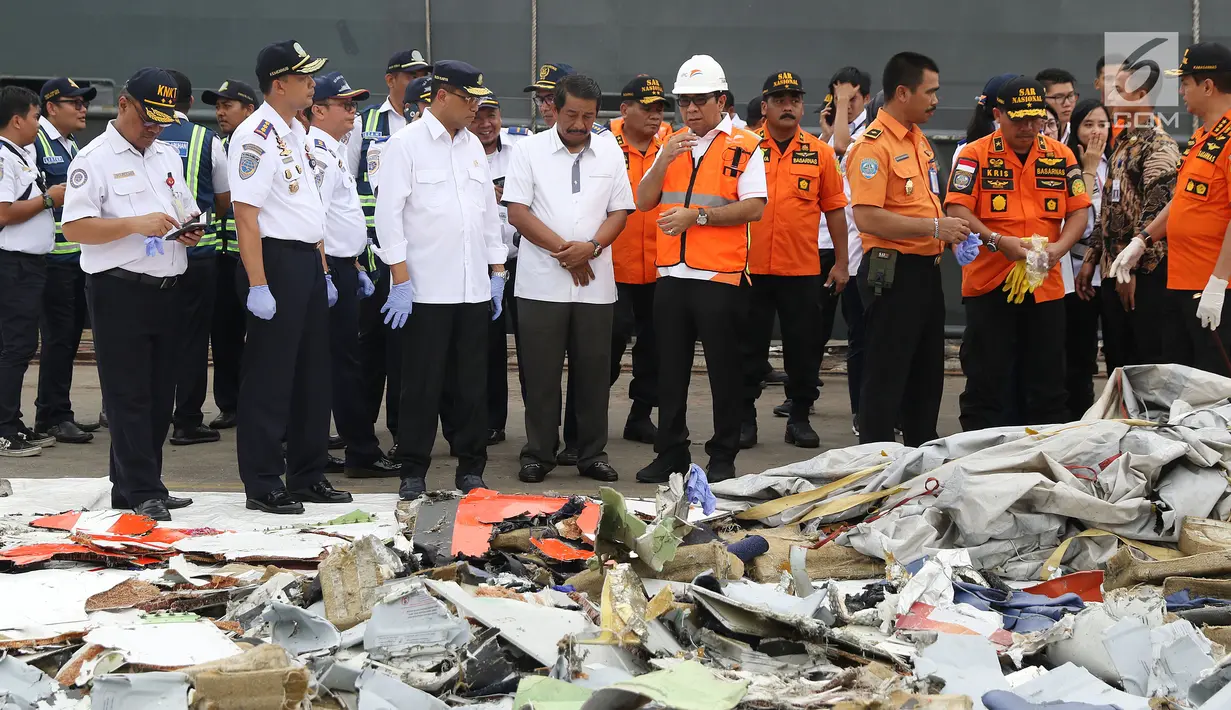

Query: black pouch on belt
[[867, 247, 899, 295]]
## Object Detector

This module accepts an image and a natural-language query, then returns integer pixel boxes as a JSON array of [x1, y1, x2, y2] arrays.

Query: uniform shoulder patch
[[69, 168, 87, 188], [859, 157, 879, 179], [991, 135, 1005, 153], [506, 125, 530, 136], [238, 151, 260, 180], [591, 123, 609, 135], [862, 127, 883, 140], [253, 120, 274, 139], [314, 138, 327, 151]]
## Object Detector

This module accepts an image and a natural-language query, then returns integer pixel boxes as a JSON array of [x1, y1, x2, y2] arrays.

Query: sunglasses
[[676, 94, 716, 108], [320, 99, 358, 112], [53, 99, 89, 111]]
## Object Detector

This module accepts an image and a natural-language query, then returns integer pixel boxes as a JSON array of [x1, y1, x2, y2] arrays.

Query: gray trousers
[[516, 298, 613, 471]]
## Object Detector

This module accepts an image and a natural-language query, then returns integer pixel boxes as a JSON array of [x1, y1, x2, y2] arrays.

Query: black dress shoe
[[518, 463, 548, 483], [288, 480, 354, 504], [170, 425, 221, 446], [43, 421, 93, 444], [163, 495, 194, 510], [328, 435, 346, 450], [487, 429, 506, 446], [399, 476, 426, 500], [456, 474, 487, 493], [635, 454, 690, 484], [387, 442, 399, 460], [134, 498, 171, 522], [246, 489, 305, 514], [622, 417, 657, 444], [345, 454, 402, 478], [772, 399, 792, 418], [785, 420, 821, 449], [739, 421, 758, 449], [325, 454, 345, 473], [706, 459, 737, 483], [763, 368, 789, 385], [77, 419, 101, 433], [581, 461, 619, 482], [209, 411, 237, 430], [99, 410, 108, 428], [556, 448, 579, 466]]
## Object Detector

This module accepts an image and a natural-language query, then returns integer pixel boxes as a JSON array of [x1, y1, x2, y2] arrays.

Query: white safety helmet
[[672, 55, 728, 95]]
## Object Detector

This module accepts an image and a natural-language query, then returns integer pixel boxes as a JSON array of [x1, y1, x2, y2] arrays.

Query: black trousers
[[841, 275, 866, 416], [1065, 289, 1101, 419], [1171, 287, 1231, 377], [397, 302, 488, 481], [235, 240, 330, 498], [959, 291, 1068, 431], [35, 259, 86, 427], [210, 254, 245, 415], [327, 257, 382, 464], [518, 298, 614, 471], [562, 280, 657, 446], [1100, 261, 1179, 368], [818, 247, 841, 349], [857, 253, 944, 446], [742, 274, 823, 420], [487, 258, 522, 431], [359, 260, 402, 436], [655, 276, 749, 464], [172, 256, 217, 429], [87, 272, 176, 506], [0, 251, 46, 437]]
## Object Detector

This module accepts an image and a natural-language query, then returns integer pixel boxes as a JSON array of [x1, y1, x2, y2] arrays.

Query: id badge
[[1111, 179, 1121, 203], [928, 167, 940, 194]]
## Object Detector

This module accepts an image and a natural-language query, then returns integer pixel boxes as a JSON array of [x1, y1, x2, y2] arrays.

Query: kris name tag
[[1111, 179, 1121, 203], [928, 167, 940, 195]]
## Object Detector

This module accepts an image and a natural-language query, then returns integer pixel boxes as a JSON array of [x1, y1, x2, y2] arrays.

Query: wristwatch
[[42, 194, 54, 210], [589, 239, 603, 258], [492, 269, 509, 280], [696, 207, 709, 226], [986, 232, 1002, 252]]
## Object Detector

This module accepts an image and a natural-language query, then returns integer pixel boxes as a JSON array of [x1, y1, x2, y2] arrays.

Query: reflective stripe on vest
[[161, 121, 219, 256], [36, 128, 80, 257], [357, 107, 390, 231]]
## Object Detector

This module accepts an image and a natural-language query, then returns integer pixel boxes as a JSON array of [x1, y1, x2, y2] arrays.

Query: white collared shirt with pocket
[[61, 122, 190, 277], [0, 136, 54, 255], [503, 127, 635, 304], [227, 103, 326, 244], [308, 126, 367, 258]]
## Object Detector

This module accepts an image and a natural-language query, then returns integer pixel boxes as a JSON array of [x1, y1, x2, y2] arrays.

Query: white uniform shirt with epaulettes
[[489, 125, 529, 258], [0, 135, 54, 255], [308, 126, 367, 258], [227, 102, 325, 244], [60, 121, 191, 277]]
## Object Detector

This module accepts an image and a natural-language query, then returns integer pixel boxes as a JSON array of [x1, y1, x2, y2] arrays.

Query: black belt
[[98, 268, 179, 289], [265, 237, 321, 252]]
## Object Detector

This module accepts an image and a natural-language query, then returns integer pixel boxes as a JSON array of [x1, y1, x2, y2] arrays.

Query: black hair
[[554, 74, 602, 111], [430, 79, 446, 101], [258, 75, 274, 94], [1066, 98, 1112, 160], [1118, 60, 1161, 98], [1193, 71, 1231, 94], [1096, 56, 1107, 74], [1045, 103, 1060, 123], [882, 52, 939, 98], [167, 69, 192, 113], [0, 86, 38, 128], [1036, 68, 1077, 89], [964, 103, 997, 146], [828, 66, 872, 98]]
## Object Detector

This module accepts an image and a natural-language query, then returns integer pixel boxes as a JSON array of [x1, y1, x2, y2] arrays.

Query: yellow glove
[[1002, 261, 1029, 304]]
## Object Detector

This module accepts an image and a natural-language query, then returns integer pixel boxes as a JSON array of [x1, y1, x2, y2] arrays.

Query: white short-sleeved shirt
[[372, 108, 506, 305], [482, 127, 527, 259], [228, 102, 325, 244], [0, 136, 54, 255], [62, 122, 190, 277], [650, 114, 768, 282], [169, 111, 230, 195], [503, 126, 635, 304], [308, 126, 367, 258]]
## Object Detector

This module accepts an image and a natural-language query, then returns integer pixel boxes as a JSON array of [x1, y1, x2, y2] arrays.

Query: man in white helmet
[[633, 55, 766, 484]]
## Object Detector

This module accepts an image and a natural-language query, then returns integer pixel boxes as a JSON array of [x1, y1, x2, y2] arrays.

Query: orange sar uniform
[[1167, 105, 1231, 371], [844, 108, 946, 447], [945, 127, 1091, 431], [742, 120, 846, 425]]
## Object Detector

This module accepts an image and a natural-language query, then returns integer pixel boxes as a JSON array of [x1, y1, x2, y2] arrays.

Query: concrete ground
[[12, 362, 969, 497]]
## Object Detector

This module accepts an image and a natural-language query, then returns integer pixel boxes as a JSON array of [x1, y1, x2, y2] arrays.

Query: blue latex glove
[[325, 274, 338, 308], [490, 273, 506, 321], [685, 463, 717, 515], [144, 236, 165, 257], [247, 285, 277, 321], [382, 280, 413, 329], [357, 270, 375, 299], [955, 232, 982, 266]]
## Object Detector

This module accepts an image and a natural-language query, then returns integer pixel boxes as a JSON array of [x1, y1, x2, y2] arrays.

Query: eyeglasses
[[53, 99, 89, 111], [676, 94, 715, 108], [1045, 91, 1079, 105], [444, 88, 480, 106], [123, 98, 163, 128], [321, 99, 358, 113], [532, 93, 556, 107]]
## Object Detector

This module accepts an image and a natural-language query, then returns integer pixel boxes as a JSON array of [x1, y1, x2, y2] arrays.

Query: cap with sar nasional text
[[1167, 42, 1231, 76], [255, 40, 328, 85], [202, 79, 258, 106], [123, 67, 180, 125], [313, 72, 370, 103], [432, 60, 492, 97], [996, 76, 1048, 120], [763, 71, 805, 98], [387, 49, 430, 74], [524, 63, 575, 92], [621, 75, 668, 105], [404, 76, 433, 107], [40, 77, 97, 105]]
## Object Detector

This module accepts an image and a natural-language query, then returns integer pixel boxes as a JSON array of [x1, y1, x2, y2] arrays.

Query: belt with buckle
[[99, 267, 179, 289]]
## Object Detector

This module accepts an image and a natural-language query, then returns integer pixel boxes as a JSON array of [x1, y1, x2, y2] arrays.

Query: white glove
[[1108, 235, 1146, 283], [1198, 275, 1228, 331]]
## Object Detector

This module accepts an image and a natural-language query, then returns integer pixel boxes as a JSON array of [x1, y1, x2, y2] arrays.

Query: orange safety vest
[[655, 127, 761, 274], [610, 120, 663, 284]]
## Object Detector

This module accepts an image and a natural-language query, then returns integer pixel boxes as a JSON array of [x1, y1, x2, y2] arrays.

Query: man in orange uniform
[[846, 52, 969, 446], [740, 71, 847, 450], [944, 77, 1090, 430], [633, 55, 766, 484]]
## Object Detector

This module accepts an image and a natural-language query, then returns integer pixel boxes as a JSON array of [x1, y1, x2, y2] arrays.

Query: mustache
[[780, 113, 796, 120], [566, 128, 587, 134]]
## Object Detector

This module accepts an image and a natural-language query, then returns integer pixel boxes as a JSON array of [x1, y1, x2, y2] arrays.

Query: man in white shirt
[[0, 86, 60, 458], [61, 68, 206, 519], [229, 41, 352, 515], [504, 75, 634, 484], [307, 72, 402, 480], [372, 60, 507, 499]]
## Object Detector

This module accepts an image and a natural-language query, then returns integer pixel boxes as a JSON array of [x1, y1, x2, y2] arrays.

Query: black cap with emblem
[[39, 77, 97, 106], [387, 49, 431, 74], [202, 79, 259, 107], [256, 40, 328, 85], [621, 75, 668, 106], [432, 60, 493, 97], [1167, 42, 1231, 76], [763, 71, 805, 98], [405, 76, 433, 106], [524, 63, 575, 92], [996, 76, 1048, 120], [123, 67, 181, 125]]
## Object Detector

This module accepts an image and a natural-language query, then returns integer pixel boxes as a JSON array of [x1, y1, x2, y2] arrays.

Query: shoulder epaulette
[[313, 138, 327, 151], [506, 125, 530, 136], [591, 123, 609, 135], [253, 120, 274, 139], [1212, 116, 1231, 137], [862, 127, 883, 140]]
